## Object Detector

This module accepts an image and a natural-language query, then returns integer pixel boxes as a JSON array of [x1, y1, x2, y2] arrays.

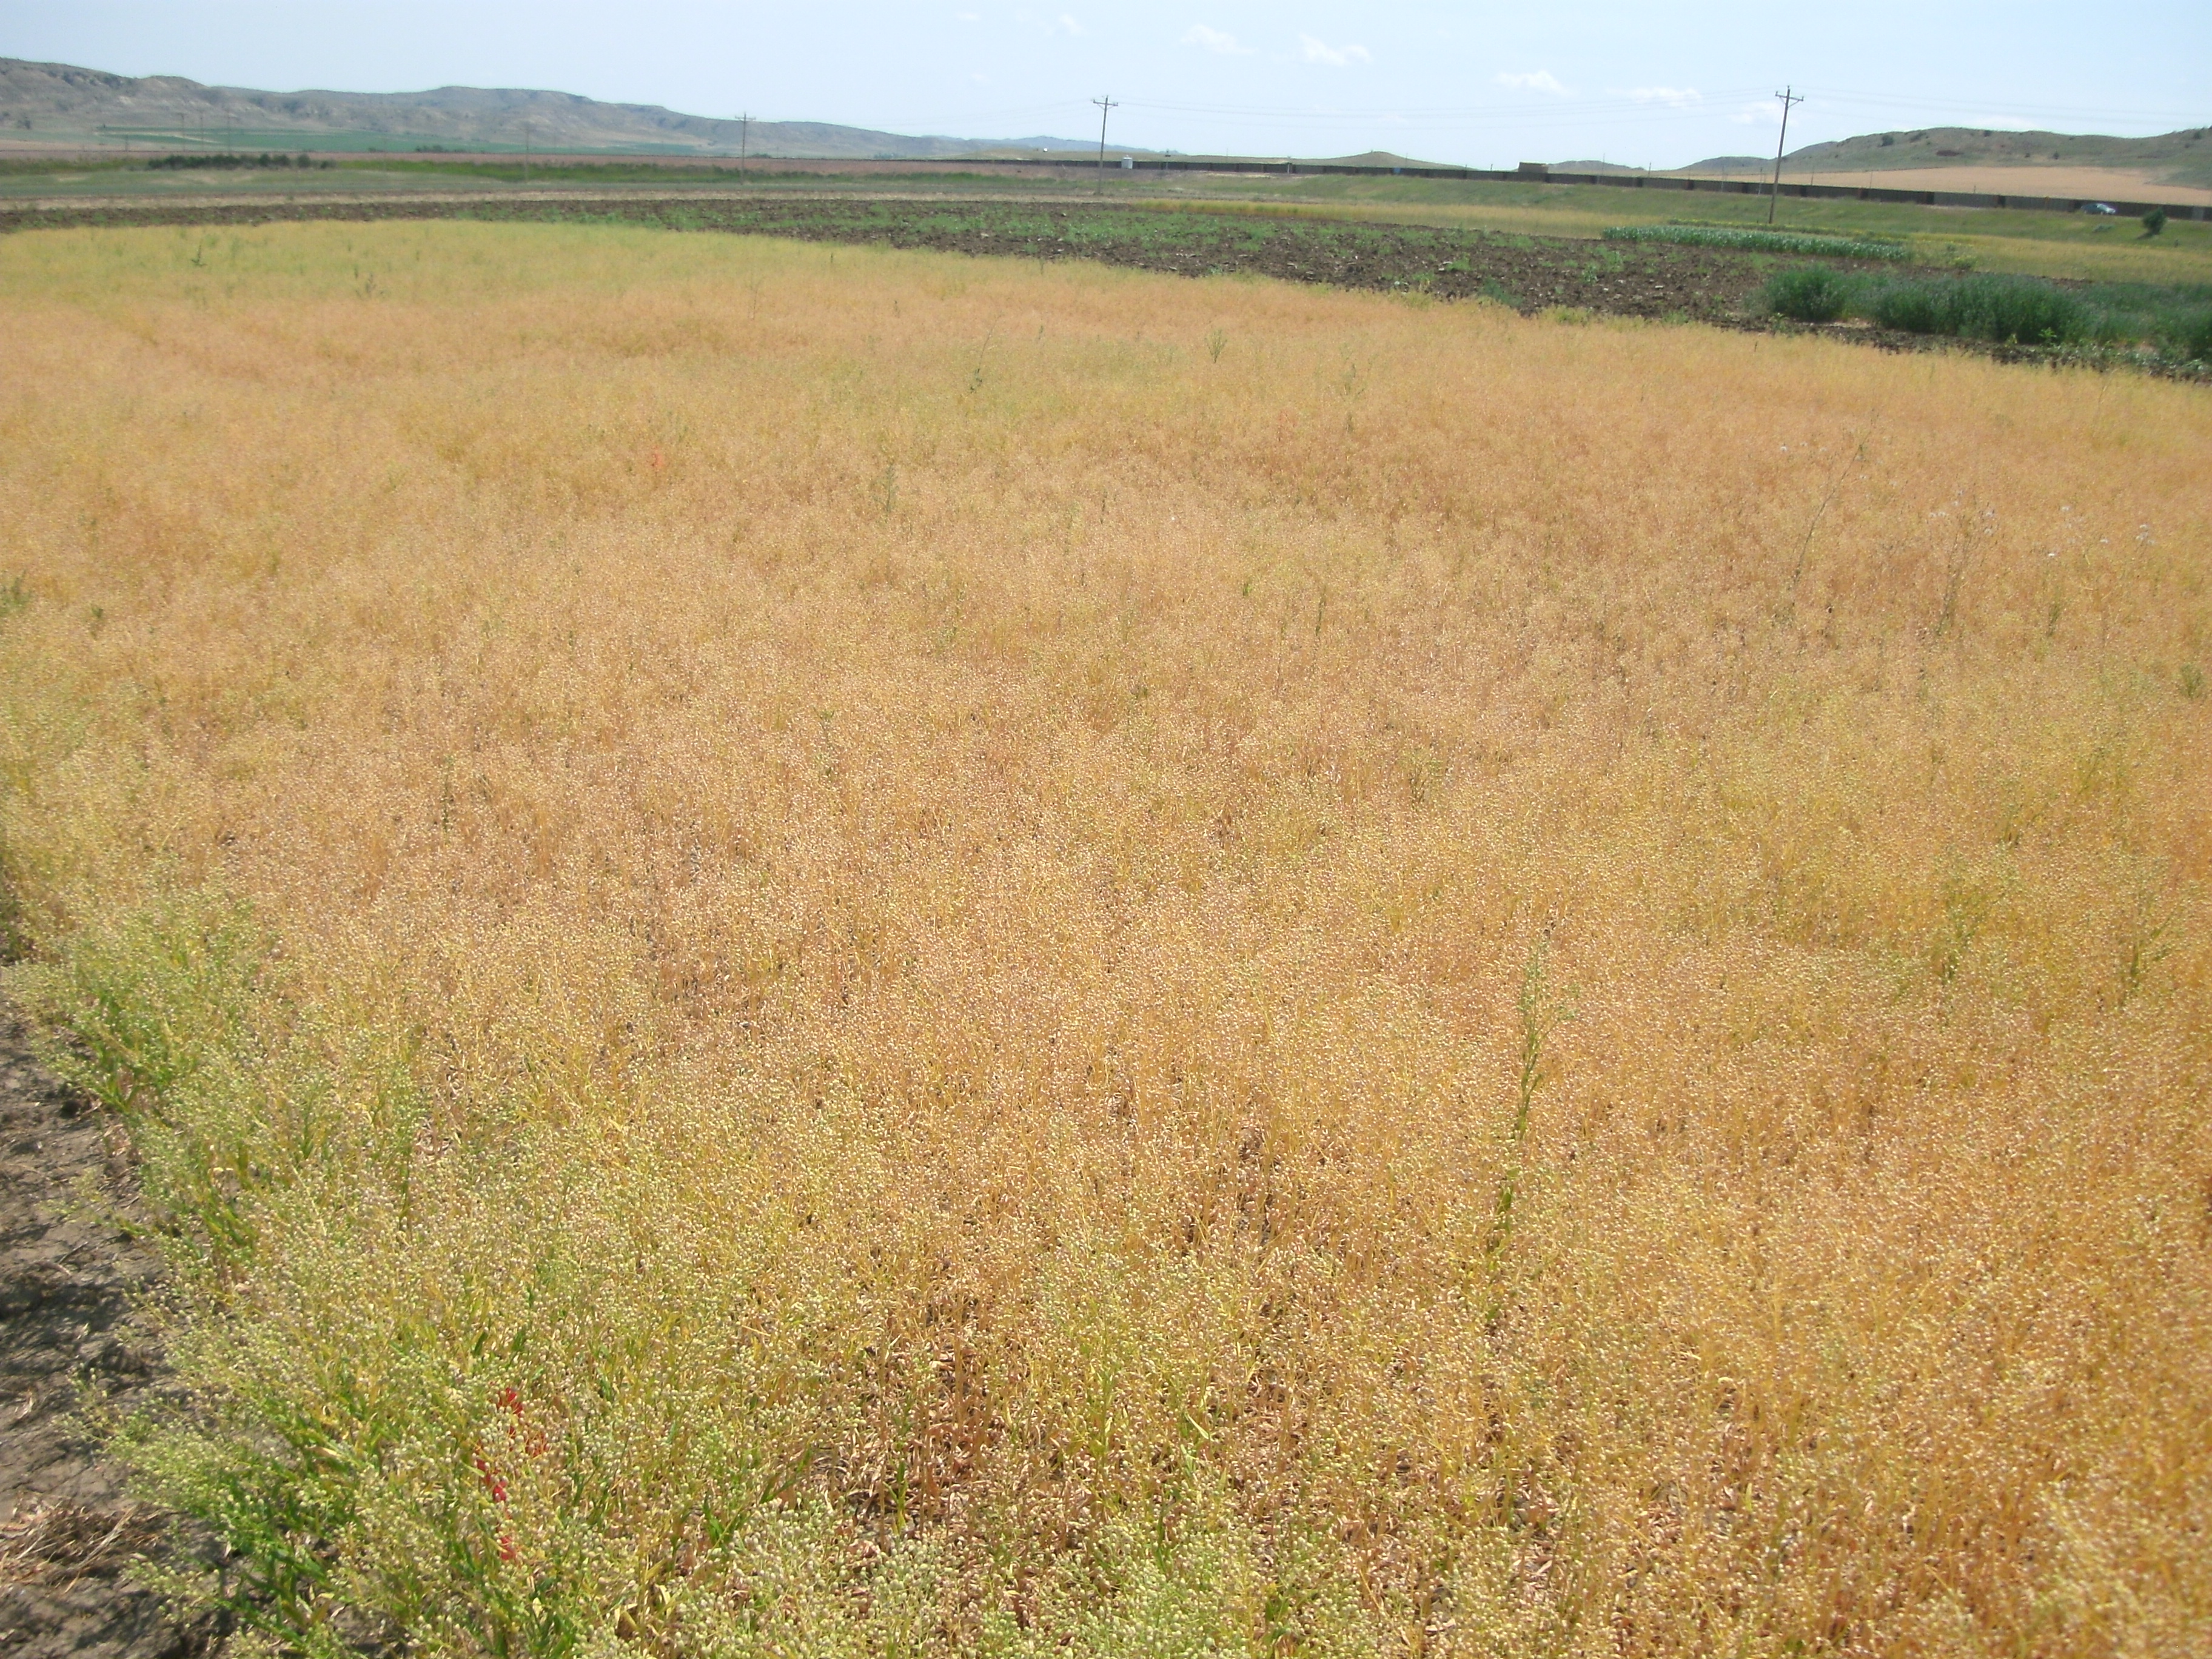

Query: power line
[[840, 87, 2199, 136], [837, 85, 2202, 146], [1799, 86, 2208, 124], [1122, 90, 1774, 122], [1091, 94, 1119, 192], [1769, 87, 1804, 224]]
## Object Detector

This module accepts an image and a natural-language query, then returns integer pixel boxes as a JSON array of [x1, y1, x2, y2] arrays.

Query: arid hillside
[[1692, 123, 2212, 190], [0, 56, 1100, 157]]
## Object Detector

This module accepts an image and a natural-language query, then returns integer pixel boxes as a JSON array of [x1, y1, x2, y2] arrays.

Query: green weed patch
[[1605, 223, 1911, 260]]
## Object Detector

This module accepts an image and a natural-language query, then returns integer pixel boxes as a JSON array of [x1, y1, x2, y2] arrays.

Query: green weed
[[1763, 266, 1854, 322], [1606, 223, 1910, 260], [1862, 272, 2104, 344]]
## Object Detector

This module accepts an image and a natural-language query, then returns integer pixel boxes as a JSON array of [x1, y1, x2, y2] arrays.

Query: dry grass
[[0, 1500, 167, 1589], [0, 219, 2207, 1657], [1687, 164, 2212, 209]]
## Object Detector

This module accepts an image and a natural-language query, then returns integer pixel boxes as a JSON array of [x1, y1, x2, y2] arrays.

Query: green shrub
[[1866, 274, 2100, 344], [2143, 207, 2168, 237], [1869, 280, 1956, 334], [1948, 275, 2096, 344], [1762, 266, 1852, 322], [2158, 305, 2212, 362], [147, 152, 310, 171]]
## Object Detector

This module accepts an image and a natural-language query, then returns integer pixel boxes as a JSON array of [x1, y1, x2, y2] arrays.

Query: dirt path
[[0, 1016, 207, 1657]]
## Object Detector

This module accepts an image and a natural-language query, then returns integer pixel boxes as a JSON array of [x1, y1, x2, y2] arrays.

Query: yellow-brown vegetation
[[0, 220, 2207, 1656]]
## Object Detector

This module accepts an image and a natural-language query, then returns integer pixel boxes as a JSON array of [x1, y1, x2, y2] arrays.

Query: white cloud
[[1059, 12, 1084, 32], [1300, 35, 1372, 68], [955, 10, 979, 19], [1731, 101, 1781, 125], [1496, 70, 1568, 96], [1624, 85, 1700, 107], [1183, 24, 1254, 56]]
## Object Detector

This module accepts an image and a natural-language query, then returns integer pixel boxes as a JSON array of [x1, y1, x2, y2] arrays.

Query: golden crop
[[1, 220, 2207, 1657]]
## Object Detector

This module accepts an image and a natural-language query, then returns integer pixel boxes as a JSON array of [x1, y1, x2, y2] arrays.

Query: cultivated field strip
[[0, 193, 1833, 321]]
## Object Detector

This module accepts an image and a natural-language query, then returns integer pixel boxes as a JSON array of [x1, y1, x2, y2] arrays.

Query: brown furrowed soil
[[560, 198, 1784, 320], [0, 1019, 204, 1658]]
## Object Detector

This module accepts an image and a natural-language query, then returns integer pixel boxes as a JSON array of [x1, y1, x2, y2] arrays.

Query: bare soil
[[0, 1017, 207, 1658], [645, 198, 1776, 319]]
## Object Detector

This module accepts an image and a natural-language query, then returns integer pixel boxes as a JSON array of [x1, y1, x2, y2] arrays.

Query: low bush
[[1950, 274, 2097, 344], [148, 152, 321, 171], [1762, 266, 1853, 322], [2159, 304, 2212, 362], [1867, 280, 1955, 334], [1865, 273, 2103, 345]]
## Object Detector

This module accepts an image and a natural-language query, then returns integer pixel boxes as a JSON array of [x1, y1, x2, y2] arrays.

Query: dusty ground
[[0, 1018, 206, 1658]]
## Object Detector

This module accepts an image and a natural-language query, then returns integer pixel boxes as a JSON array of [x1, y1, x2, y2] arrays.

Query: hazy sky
[[7, 2, 2207, 167]]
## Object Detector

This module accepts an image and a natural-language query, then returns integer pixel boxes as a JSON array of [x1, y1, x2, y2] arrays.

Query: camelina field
[[0, 219, 2206, 1657]]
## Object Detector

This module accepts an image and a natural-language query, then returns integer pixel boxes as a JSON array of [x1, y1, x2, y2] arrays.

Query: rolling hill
[[0, 57, 1108, 158], [7, 58, 2202, 188], [1687, 124, 2212, 189]]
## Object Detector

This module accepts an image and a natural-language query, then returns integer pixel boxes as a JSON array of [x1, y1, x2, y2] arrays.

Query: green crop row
[[1603, 223, 1911, 260]]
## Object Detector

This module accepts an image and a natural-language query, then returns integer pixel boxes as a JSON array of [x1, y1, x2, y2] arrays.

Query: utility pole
[[1768, 86, 1803, 224], [1091, 95, 1119, 193], [739, 111, 750, 179], [523, 116, 532, 184]]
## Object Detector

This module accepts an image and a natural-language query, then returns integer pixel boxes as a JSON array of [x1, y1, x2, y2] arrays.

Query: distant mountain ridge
[[0, 57, 1108, 158], [1686, 124, 2212, 189], [7, 60, 2202, 182]]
